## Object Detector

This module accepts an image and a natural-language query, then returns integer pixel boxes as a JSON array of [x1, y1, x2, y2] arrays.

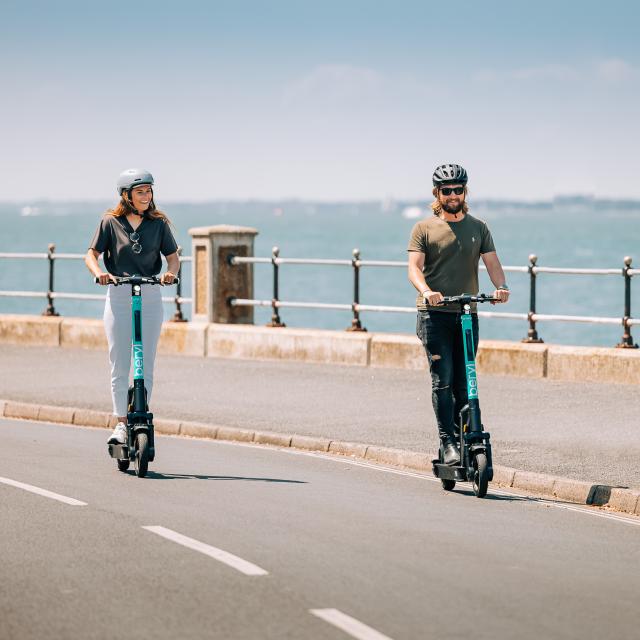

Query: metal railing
[[1, 243, 637, 348], [0, 245, 192, 322], [229, 247, 638, 348]]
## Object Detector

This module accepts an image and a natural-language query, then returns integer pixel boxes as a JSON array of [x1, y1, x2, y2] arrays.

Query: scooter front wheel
[[117, 459, 130, 472], [134, 432, 149, 478], [472, 452, 489, 498], [441, 479, 456, 491]]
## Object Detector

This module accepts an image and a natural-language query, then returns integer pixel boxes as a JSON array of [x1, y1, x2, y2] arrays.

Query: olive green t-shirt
[[407, 213, 496, 312]]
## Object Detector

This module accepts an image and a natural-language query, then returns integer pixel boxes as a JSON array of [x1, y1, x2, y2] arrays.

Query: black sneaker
[[443, 442, 461, 465]]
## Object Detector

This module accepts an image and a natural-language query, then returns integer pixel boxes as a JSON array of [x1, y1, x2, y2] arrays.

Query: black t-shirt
[[89, 214, 178, 277]]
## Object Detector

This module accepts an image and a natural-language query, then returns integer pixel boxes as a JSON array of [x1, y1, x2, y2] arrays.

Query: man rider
[[407, 164, 510, 464]]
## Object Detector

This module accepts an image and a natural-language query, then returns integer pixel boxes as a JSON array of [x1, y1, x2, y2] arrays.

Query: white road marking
[[310, 609, 394, 640], [4, 418, 638, 528], [0, 476, 87, 506], [142, 525, 268, 576], [532, 498, 640, 527]]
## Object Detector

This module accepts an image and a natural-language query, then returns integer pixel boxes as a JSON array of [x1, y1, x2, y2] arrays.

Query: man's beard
[[442, 200, 464, 214]]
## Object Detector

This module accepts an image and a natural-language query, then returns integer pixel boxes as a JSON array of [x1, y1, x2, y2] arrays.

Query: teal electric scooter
[[96, 275, 178, 478], [431, 293, 496, 498]]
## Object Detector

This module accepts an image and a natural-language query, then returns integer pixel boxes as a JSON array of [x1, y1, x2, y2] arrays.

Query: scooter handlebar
[[94, 275, 180, 286], [438, 293, 498, 305]]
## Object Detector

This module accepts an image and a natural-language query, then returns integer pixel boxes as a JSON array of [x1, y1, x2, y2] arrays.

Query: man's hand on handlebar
[[491, 288, 510, 305], [160, 271, 176, 285], [422, 290, 444, 306]]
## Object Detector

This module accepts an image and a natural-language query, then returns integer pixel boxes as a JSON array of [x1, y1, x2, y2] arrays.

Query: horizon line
[[1, 194, 639, 206]]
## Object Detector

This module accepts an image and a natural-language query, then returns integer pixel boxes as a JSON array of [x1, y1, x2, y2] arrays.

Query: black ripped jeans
[[416, 310, 479, 445]]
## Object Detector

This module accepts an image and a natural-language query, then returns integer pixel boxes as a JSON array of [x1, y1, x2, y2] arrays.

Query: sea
[[1, 197, 639, 347]]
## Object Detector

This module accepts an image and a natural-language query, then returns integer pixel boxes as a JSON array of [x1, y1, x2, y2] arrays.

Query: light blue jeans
[[103, 284, 164, 416]]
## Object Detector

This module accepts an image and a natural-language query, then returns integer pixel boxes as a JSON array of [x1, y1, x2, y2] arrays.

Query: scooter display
[[431, 293, 497, 498], [95, 274, 178, 478]]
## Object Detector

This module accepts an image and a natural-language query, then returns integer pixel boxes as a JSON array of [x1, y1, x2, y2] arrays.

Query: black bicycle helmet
[[432, 163, 468, 186]]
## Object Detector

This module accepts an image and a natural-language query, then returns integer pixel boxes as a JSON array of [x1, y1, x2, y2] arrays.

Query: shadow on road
[[134, 471, 307, 483], [452, 486, 598, 509], [447, 487, 532, 502]]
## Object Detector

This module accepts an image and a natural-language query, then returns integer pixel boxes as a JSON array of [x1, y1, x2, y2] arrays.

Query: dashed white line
[[142, 525, 268, 576], [0, 476, 87, 506], [310, 609, 394, 640]]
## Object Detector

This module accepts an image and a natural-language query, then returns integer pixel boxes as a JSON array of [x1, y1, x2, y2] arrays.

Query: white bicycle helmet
[[117, 169, 154, 195]]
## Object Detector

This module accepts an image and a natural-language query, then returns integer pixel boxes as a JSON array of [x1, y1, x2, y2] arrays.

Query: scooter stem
[[131, 283, 146, 412], [461, 304, 482, 432]]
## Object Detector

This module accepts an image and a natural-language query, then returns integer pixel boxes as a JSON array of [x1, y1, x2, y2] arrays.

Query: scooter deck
[[432, 460, 469, 482], [108, 443, 129, 459]]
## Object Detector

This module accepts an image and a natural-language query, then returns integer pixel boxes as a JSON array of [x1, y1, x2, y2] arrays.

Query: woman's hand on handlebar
[[160, 271, 176, 285], [95, 272, 116, 285], [422, 290, 444, 306]]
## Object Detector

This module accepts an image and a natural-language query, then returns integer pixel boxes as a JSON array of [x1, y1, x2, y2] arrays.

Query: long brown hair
[[431, 186, 469, 217], [106, 188, 172, 224]]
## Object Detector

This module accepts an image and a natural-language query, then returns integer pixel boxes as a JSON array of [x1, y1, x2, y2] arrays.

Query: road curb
[[2, 398, 639, 517]]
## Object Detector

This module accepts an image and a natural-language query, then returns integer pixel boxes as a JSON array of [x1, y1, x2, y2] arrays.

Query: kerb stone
[[4, 401, 40, 421], [329, 441, 369, 458], [73, 409, 110, 429], [38, 404, 75, 424], [291, 435, 331, 452]]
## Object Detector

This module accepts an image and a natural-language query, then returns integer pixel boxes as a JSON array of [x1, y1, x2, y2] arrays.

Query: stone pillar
[[188, 225, 258, 324]]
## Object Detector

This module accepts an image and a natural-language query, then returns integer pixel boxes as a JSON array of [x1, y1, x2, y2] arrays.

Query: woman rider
[[85, 169, 180, 444]]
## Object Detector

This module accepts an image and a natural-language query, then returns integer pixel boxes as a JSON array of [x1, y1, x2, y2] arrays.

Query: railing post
[[268, 246, 285, 327], [42, 243, 59, 317], [617, 256, 637, 348], [170, 245, 187, 322], [346, 248, 366, 332], [522, 253, 542, 343]]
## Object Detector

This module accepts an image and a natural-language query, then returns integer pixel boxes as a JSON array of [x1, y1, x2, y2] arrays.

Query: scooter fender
[[132, 423, 151, 435], [469, 443, 487, 455], [132, 422, 155, 462], [469, 444, 493, 482]]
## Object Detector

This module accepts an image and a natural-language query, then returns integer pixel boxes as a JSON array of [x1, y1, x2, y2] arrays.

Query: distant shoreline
[[0, 195, 639, 212]]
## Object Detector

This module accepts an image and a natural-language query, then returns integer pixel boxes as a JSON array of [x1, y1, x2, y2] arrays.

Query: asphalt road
[[1, 345, 639, 488], [1, 418, 639, 640]]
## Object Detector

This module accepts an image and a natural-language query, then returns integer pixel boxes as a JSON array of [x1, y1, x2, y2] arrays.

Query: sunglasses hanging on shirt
[[129, 231, 142, 254]]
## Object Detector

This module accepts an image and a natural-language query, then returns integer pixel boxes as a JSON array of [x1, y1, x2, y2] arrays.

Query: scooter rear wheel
[[472, 452, 489, 498], [441, 479, 456, 491], [117, 459, 130, 472], [134, 432, 149, 478]]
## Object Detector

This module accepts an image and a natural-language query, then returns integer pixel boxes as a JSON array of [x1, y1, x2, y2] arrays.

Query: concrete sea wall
[[1, 314, 639, 384]]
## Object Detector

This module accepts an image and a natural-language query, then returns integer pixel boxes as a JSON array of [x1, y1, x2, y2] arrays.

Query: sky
[[1, 0, 639, 202]]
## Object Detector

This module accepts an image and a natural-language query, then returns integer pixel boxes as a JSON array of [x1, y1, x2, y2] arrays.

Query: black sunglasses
[[440, 186, 465, 196], [129, 231, 142, 254]]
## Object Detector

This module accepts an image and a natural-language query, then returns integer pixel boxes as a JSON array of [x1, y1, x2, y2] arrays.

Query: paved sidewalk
[[1, 344, 639, 489]]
